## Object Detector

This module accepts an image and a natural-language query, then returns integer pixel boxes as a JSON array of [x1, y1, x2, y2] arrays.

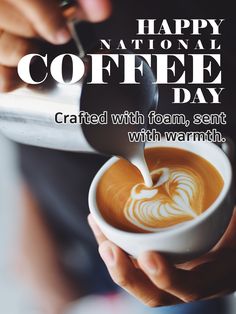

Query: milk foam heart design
[[124, 167, 204, 231]]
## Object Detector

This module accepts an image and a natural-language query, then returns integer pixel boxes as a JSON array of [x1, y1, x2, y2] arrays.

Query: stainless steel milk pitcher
[[0, 0, 158, 161]]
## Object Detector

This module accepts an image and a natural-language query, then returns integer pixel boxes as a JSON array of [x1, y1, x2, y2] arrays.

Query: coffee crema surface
[[97, 147, 224, 232]]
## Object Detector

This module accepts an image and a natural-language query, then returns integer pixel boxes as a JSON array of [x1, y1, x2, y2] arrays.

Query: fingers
[[78, 0, 112, 22], [89, 215, 236, 304], [0, 65, 23, 92], [0, 32, 38, 67], [0, 0, 112, 94], [99, 241, 181, 307], [88, 214, 107, 245], [0, 1, 36, 38], [138, 250, 236, 303], [138, 252, 198, 302], [0, 31, 37, 92], [188, 249, 236, 297], [9, 0, 71, 44], [10, 0, 112, 44], [88, 215, 181, 307], [1, 0, 112, 46]]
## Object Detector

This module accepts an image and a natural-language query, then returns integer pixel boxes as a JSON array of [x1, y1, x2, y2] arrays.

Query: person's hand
[[88, 208, 236, 307], [0, 0, 112, 92]]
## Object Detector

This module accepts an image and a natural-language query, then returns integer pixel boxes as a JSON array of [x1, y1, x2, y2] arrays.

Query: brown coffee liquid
[[97, 147, 224, 233]]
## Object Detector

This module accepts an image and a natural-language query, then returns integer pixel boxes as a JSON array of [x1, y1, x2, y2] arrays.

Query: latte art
[[97, 147, 224, 233], [124, 167, 203, 231]]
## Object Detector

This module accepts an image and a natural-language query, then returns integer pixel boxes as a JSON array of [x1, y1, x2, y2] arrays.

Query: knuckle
[[15, 41, 34, 60], [145, 297, 162, 308], [0, 80, 13, 92], [111, 267, 136, 288], [144, 294, 182, 307], [143, 293, 174, 308], [113, 273, 131, 288], [0, 67, 18, 92], [160, 275, 175, 290], [35, 10, 65, 33], [22, 25, 37, 38], [0, 65, 14, 79], [183, 293, 201, 303], [0, 32, 36, 66]]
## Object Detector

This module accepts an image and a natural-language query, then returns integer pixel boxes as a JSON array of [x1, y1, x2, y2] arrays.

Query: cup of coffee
[[89, 140, 235, 262]]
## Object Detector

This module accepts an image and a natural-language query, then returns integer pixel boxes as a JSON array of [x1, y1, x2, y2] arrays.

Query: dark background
[[94, 0, 236, 138]]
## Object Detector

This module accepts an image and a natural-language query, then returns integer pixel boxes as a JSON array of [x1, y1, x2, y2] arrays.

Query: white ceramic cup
[[89, 141, 235, 263]]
